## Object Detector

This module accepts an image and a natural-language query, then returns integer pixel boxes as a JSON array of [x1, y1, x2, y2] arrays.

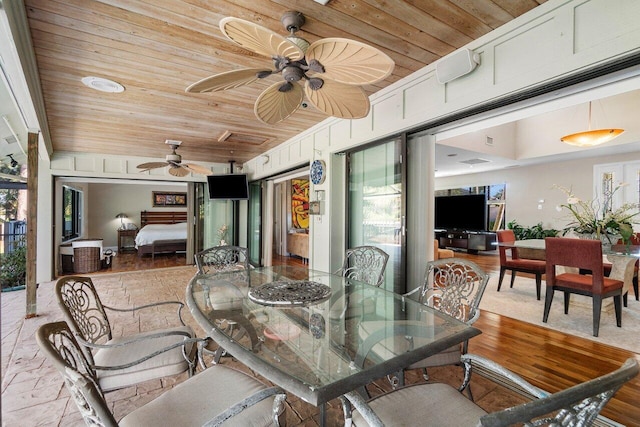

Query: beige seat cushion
[[120, 365, 277, 427], [94, 325, 193, 392], [352, 383, 487, 427]]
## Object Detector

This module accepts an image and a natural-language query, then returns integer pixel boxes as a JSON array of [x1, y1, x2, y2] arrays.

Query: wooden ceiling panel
[[23, 0, 546, 164]]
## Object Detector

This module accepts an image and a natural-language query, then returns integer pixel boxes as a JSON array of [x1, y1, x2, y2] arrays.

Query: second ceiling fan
[[186, 11, 395, 125]]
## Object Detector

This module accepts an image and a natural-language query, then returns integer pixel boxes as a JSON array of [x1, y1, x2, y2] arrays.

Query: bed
[[136, 211, 188, 259]]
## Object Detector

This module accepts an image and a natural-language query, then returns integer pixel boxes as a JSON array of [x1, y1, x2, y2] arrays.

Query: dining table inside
[[499, 238, 640, 299], [186, 265, 481, 425]]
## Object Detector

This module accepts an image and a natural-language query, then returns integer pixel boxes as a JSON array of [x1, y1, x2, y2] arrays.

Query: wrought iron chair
[[194, 245, 250, 274], [337, 245, 390, 287], [37, 321, 286, 427], [55, 276, 199, 392], [194, 245, 252, 364], [544, 237, 624, 337], [388, 258, 489, 386], [343, 354, 638, 427], [496, 230, 546, 300], [330, 246, 390, 325]]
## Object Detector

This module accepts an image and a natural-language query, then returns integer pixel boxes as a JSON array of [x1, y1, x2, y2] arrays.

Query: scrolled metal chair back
[[56, 276, 111, 364], [36, 321, 117, 427], [339, 246, 390, 287], [195, 245, 250, 275], [418, 258, 489, 323]]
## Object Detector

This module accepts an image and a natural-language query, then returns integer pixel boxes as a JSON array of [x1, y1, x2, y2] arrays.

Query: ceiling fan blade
[[137, 162, 170, 172], [304, 80, 370, 119], [305, 38, 395, 86], [220, 17, 304, 61], [168, 166, 190, 177], [182, 163, 213, 176], [254, 81, 304, 125], [186, 68, 272, 93]]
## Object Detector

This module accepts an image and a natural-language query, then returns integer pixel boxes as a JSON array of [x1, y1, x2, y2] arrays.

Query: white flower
[[567, 197, 580, 205]]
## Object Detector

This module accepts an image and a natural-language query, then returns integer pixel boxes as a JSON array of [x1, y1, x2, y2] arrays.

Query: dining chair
[[194, 245, 250, 274], [543, 237, 624, 337], [396, 258, 489, 385], [496, 229, 546, 300], [342, 353, 638, 427], [337, 245, 390, 287], [194, 245, 252, 364], [56, 276, 199, 392], [37, 321, 286, 427], [330, 246, 390, 326]]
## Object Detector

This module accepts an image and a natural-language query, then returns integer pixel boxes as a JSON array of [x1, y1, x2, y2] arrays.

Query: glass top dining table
[[186, 266, 481, 408]]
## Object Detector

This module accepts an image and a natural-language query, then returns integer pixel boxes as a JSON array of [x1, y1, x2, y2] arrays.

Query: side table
[[118, 229, 137, 252]]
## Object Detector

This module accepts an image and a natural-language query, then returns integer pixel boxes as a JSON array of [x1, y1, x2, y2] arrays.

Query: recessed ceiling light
[[81, 76, 125, 93]]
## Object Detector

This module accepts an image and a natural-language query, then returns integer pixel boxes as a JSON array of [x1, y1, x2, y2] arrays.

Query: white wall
[[435, 152, 640, 232]]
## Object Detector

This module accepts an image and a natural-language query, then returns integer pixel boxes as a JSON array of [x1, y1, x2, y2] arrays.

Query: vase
[[576, 233, 621, 253]]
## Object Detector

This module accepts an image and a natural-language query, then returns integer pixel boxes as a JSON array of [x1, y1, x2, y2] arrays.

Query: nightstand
[[118, 229, 137, 252]]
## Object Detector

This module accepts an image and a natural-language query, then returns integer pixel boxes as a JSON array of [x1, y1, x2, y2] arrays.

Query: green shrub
[[0, 244, 27, 289], [507, 220, 559, 240]]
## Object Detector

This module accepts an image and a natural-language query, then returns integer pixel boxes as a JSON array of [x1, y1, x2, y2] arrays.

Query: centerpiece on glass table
[[217, 224, 228, 246], [554, 183, 638, 250]]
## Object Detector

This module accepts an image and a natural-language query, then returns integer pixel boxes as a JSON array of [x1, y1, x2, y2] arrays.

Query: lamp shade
[[560, 128, 624, 147], [560, 101, 624, 147], [115, 213, 128, 219]]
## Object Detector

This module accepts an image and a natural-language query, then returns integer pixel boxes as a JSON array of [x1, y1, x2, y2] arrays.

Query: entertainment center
[[435, 230, 496, 254], [434, 191, 498, 253]]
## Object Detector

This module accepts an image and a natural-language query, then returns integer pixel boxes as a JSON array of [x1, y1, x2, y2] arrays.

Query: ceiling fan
[[186, 11, 395, 125], [137, 140, 212, 177]]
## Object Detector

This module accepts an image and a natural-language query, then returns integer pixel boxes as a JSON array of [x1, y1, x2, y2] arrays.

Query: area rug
[[480, 274, 640, 354]]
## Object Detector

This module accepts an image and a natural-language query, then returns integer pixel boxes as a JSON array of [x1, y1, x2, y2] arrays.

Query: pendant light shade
[[560, 102, 624, 147]]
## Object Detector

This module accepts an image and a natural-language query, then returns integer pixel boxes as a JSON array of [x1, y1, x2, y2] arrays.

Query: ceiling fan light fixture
[[560, 101, 624, 147]]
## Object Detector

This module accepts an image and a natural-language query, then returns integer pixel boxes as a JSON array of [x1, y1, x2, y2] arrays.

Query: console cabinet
[[436, 230, 496, 254]]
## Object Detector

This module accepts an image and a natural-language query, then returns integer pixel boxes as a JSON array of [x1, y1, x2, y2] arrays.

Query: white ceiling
[[434, 86, 640, 177]]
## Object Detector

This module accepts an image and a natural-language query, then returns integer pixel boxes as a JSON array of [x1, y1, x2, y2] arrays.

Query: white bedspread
[[135, 222, 188, 248]]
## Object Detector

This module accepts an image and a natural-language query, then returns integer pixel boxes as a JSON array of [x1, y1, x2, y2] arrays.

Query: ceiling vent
[[3, 135, 17, 145], [459, 158, 490, 165], [218, 131, 273, 146]]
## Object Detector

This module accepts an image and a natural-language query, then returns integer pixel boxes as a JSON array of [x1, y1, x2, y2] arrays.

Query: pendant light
[[560, 101, 624, 147]]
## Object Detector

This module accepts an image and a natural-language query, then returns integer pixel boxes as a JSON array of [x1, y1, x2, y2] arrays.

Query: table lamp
[[116, 213, 128, 230]]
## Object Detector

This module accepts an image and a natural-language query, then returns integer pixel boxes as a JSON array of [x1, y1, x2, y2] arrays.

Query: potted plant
[[555, 184, 638, 246], [507, 220, 559, 240]]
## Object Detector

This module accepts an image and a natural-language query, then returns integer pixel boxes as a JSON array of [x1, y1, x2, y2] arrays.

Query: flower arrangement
[[217, 224, 228, 245], [554, 184, 638, 244]]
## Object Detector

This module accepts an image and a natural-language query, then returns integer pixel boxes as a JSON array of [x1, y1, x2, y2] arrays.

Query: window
[[62, 185, 82, 241]]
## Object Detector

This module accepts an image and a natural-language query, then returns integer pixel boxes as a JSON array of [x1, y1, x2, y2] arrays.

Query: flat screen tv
[[435, 194, 487, 231], [207, 174, 249, 200]]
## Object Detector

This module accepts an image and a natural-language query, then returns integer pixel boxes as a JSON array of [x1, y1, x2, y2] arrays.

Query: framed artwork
[[152, 191, 187, 207], [291, 179, 309, 229]]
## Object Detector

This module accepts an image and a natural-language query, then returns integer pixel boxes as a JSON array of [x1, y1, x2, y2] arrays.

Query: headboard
[[140, 211, 188, 227]]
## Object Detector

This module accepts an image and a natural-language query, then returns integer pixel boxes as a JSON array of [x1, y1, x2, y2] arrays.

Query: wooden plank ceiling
[[24, 0, 546, 165]]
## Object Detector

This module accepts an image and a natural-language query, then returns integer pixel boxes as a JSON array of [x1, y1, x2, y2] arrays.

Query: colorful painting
[[291, 179, 309, 229], [152, 191, 187, 207]]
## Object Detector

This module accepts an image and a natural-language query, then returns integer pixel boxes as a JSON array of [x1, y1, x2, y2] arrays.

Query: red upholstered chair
[[605, 233, 639, 302], [496, 230, 546, 300], [543, 237, 624, 337]]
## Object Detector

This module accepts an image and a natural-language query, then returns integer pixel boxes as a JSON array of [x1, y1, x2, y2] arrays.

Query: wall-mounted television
[[434, 194, 487, 231], [207, 174, 249, 200]]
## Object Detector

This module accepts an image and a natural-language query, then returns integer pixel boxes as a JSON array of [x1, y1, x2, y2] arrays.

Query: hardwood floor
[[68, 249, 639, 425]]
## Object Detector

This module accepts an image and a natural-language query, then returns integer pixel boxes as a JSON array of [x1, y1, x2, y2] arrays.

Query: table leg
[[606, 254, 637, 304]]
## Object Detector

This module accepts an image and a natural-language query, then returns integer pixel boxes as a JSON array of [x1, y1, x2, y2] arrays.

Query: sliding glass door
[[248, 180, 262, 266], [347, 137, 406, 293]]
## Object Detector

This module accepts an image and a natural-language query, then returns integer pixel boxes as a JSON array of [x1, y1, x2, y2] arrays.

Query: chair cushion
[[352, 383, 487, 427], [555, 273, 624, 293], [94, 325, 194, 392], [120, 365, 276, 427], [358, 321, 459, 363]]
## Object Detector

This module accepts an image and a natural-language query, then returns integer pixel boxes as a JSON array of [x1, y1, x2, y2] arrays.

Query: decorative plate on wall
[[310, 159, 326, 185]]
